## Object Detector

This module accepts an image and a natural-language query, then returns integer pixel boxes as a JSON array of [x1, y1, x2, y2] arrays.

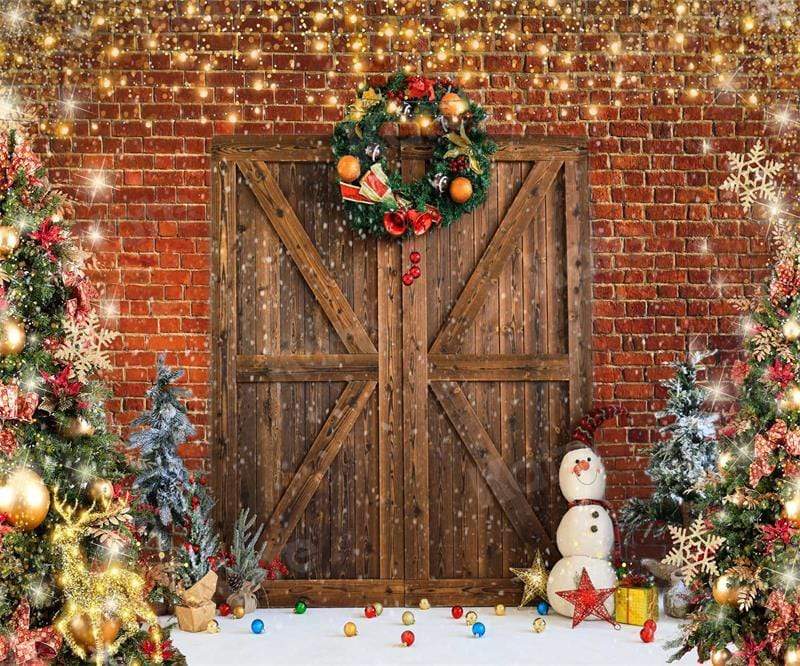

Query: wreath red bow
[[383, 206, 442, 237]]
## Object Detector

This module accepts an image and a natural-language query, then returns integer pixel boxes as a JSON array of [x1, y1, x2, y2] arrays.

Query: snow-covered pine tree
[[176, 475, 221, 587], [620, 350, 719, 539], [225, 508, 268, 593], [129, 356, 195, 548]]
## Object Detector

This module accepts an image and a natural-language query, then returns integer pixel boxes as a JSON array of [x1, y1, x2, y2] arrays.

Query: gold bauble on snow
[[0, 467, 50, 530], [0, 226, 20, 257], [0, 317, 25, 356]]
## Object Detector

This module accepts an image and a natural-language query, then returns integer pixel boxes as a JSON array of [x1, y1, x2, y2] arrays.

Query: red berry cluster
[[449, 155, 469, 173], [402, 251, 422, 286], [259, 556, 289, 580]]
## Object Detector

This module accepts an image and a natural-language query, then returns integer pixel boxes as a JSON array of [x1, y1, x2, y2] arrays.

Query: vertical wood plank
[[565, 157, 593, 419], [402, 150, 429, 584], [378, 240, 404, 581], [219, 161, 240, 536]]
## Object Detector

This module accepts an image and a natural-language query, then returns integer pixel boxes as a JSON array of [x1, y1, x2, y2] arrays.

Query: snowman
[[546, 406, 625, 619]]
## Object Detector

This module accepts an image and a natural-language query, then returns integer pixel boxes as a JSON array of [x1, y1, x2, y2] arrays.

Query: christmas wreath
[[332, 72, 496, 239]]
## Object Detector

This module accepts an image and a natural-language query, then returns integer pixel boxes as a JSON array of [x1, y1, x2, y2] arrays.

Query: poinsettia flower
[[41, 365, 82, 398], [767, 359, 796, 388], [30, 219, 65, 261]]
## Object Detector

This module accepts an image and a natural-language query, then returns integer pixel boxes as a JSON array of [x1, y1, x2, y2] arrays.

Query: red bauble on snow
[[643, 619, 657, 633], [364, 605, 377, 619], [402, 273, 414, 286], [640, 627, 655, 643], [218, 603, 231, 617], [451, 606, 463, 619], [401, 630, 415, 647], [409, 251, 421, 264], [410, 265, 421, 279]]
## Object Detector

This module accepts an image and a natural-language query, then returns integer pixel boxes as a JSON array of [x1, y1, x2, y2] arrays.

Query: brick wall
[[16, 6, 792, 554]]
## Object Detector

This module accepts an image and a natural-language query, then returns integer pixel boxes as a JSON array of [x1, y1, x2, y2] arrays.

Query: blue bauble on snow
[[536, 601, 550, 616], [251, 619, 265, 634], [471, 621, 486, 637]]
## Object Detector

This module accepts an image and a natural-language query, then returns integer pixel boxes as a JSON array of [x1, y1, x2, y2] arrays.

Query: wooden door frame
[[210, 135, 591, 606]]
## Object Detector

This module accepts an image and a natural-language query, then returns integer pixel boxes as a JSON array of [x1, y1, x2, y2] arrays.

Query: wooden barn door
[[211, 136, 591, 606]]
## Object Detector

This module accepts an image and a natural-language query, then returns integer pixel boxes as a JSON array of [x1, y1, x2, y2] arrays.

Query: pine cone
[[227, 572, 243, 592]]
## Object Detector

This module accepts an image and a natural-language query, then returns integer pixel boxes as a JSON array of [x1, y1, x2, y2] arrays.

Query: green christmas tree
[[0, 130, 182, 663], [671, 150, 800, 663], [175, 474, 221, 588], [129, 356, 194, 549], [621, 350, 718, 539]]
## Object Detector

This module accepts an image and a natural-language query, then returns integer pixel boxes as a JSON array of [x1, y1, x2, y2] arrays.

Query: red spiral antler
[[570, 405, 627, 447]]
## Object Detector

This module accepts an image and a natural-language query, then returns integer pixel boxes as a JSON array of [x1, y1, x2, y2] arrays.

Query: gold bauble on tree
[[711, 647, 732, 666], [782, 489, 800, 524], [784, 318, 800, 342], [67, 614, 122, 654], [439, 91, 465, 118], [336, 155, 361, 183], [0, 225, 20, 257], [88, 478, 114, 505], [711, 573, 739, 606], [61, 416, 96, 440], [786, 647, 800, 665], [0, 467, 50, 530], [449, 176, 473, 204], [0, 317, 25, 356]]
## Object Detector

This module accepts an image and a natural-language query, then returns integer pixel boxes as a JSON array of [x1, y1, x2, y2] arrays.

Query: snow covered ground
[[169, 605, 693, 665]]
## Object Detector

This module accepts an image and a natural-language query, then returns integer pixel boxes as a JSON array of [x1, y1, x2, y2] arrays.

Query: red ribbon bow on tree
[[0, 600, 62, 665], [383, 205, 442, 237]]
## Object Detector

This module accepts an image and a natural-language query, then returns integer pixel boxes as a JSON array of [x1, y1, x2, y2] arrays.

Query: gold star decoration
[[509, 550, 549, 608]]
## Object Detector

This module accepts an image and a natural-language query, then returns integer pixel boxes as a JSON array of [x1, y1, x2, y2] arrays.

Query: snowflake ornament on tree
[[662, 515, 725, 582], [720, 141, 783, 211], [54, 310, 120, 382]]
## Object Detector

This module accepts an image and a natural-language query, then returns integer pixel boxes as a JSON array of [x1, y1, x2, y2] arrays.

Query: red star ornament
[[555, 568, 620, 629]]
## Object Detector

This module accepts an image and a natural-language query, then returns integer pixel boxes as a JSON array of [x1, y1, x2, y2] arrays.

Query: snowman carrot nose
[[572, 460, 591, 475]]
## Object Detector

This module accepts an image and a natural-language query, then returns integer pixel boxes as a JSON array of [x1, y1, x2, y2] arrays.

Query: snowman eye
[[587, 457, 592, 461]]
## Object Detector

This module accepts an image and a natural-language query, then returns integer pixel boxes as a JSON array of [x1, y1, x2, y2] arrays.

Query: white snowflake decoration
[[755, 0, 794, 30], [55, 310, 120, 383], [720, 141, 783, 211], [662, 515, 725, 582]]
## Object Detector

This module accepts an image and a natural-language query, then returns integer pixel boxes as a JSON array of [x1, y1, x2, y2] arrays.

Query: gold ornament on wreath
[[0, 467, 50, 531], [332, 71, 496, 240]]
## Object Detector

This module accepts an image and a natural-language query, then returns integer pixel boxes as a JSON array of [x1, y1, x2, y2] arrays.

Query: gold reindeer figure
[[50, 494, 164, 665]]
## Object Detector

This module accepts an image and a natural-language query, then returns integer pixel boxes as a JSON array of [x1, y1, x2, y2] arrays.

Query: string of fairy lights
[[0, 0, 798, 143]]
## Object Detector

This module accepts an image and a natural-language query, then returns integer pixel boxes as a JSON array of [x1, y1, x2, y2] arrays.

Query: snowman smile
[[575, 469, 599, 486]]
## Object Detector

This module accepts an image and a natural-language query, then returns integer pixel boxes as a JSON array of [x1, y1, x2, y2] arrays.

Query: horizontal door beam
[[429, 353, 570, 381], [237, 354, 378, 382]]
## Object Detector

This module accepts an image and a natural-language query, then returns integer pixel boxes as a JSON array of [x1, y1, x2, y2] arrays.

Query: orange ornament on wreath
[[336, 155, 361, 183], [449, 176, 473, 204]]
